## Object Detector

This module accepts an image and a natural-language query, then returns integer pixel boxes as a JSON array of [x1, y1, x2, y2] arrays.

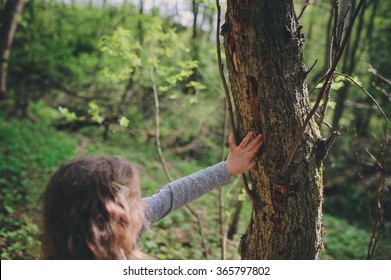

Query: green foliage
[[2, 103, 390, 260], [58, 106, 78, 122], [100, 13, 200, 94], [100, 26, 142, 82], [10, 0, 107, 100], [87, 102, 104, 124], [118, 116, 130, 128], [0, 119, 78, 175], [321, 214, 368, 259], [0, 110, 78, 259], [0, 217, 40, 260], [321, 214, 391, 260], [27, 101, 63, 123]]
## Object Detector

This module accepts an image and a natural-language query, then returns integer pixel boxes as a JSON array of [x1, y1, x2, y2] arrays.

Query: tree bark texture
[[222, 0, 324, 259]]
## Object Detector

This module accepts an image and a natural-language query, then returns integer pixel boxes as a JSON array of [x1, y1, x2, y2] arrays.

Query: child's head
[[41, 156, 148, 259]]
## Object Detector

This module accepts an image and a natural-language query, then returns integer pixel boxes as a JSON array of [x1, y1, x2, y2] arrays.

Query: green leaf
[[328, 101, 336, 109], [186, 81, 207, 91], [88, 102, 104, 124], [58, 106, 78, 122], [4, 204, 15, 214], [331, 81, 345, 90], [119, 116, 130, 128]]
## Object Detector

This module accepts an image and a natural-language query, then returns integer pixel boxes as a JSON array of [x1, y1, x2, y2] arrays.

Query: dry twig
[[354, 131, 389, 259], [335, 71, 389, 123], [369, 65, 391, 86], [150, 65, 211, 259], [298, 0, 311, 20], [281, 0, 367, 176]]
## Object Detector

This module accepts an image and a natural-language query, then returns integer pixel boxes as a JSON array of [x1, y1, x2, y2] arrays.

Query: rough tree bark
[[222, 0, 324, 259]]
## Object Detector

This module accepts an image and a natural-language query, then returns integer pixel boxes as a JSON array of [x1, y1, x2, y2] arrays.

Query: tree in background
[[0, 0, 26, 100]]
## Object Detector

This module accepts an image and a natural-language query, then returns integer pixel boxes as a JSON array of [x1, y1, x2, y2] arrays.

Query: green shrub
[[321, 214, 391, 259], [0, 115, 78, 259]]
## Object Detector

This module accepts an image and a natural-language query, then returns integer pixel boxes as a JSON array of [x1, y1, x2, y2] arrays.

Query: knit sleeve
[[142, 161, 232, 224]]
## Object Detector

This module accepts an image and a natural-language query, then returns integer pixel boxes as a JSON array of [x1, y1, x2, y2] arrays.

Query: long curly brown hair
[[41, 156, 149, 259]]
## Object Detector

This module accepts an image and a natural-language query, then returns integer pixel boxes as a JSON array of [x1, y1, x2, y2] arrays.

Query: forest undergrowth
[[1, 111, 390, 260]]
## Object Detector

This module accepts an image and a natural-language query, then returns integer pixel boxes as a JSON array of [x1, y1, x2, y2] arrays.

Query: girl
[[41, 132, 263, 259]]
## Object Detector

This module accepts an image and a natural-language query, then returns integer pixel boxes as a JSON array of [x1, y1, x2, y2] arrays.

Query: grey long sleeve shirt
[[143, 161, 232, 224]]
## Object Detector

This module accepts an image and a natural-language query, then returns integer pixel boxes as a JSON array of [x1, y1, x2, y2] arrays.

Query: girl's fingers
[[252, 139, 263, 153], [238, 132, 253, 149], [246, 134, 263, 151]]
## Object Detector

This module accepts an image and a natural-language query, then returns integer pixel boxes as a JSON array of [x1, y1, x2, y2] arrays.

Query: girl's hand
[[225, 132, 263, 176]]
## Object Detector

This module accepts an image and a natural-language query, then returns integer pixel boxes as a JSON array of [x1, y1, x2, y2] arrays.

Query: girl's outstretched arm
[[143, 132, 263, 224], [143, 162, 231, 224]]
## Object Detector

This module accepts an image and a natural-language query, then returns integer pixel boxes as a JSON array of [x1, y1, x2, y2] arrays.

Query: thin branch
[[298, 0, 311, 20], [150, 65, 173, 182], [365, 147, 381, 169], [216, 1, 236, 139], [318, 77, 333, 123], [344, 100, 380, 110], [335, 71, 389, 123], [336, 1, 366, 77], [281, 0, 367, 176], [332, 0, 340, 55], [369, 64, 391, 86], [150, 65, 210, 259], [355, 131, 389, 259], [319, 0, 341, 121], [184, 206, 211, 259], [338, 5, 351, 31], [309, 70, 329, 95], [324, 4, 334, 71], [315, 111, 332, 128], [219, 104, 228, 260], [372, 83, 391, 101], [216, 0, 255, 204], [216, 3, 228, 259], [306, 59, 318, 76], [321, 4, 351, 119]]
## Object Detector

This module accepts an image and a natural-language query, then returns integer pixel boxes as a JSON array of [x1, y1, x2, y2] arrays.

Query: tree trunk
[[222, 0, 324, 259], [0, 0, 25, 100], [184, 0, 200, 93]]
